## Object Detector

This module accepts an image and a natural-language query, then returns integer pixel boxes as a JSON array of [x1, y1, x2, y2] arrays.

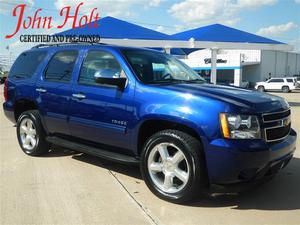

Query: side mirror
[[94, 69, 127, 90]]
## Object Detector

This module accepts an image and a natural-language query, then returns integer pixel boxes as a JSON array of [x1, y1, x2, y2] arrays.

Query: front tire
[[257, 85, 265, 92], [17, 110, 50, 156], [140, 130, 207, 203]]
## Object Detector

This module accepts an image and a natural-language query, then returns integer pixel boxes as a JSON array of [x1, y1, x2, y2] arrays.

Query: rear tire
[[257, 85, 265, 92], [282, 86, 290, 93], [17, 110, 50, 156], [140, 129, 207, 203]]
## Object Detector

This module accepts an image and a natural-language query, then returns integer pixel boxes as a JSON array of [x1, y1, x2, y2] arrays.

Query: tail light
[[4, 78, 8, 101]]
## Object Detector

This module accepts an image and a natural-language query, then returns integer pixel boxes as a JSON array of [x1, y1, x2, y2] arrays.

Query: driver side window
[[152, 63, 172, 80], [79, 50, 123, 85]]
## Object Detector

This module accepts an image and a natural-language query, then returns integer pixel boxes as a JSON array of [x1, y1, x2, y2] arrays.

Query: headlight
[[220, 113, 261, 139]]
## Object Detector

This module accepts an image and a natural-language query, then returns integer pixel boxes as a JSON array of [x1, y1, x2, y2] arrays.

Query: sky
[[0, 0, 299, 68]]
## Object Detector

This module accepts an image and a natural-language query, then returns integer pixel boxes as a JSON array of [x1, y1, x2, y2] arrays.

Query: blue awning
[[171, 24, 283, 44], [57, 16, 174, 40], [56, 17, 291, 51]]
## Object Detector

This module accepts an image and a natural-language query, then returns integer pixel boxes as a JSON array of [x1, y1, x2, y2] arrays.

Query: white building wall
[[183, 49, 261, 69], [287, 52, 296, 75], [258, 50, 300, 78], [297, 54, 300, 74], [260, 51, 300, 78], [259, 50, 276, 79], [275, 51, 287, 77], [242, 64, 261, 83]]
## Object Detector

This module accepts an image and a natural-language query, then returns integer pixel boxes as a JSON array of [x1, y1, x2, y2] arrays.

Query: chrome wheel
[[147, 143, 190, 194], [258, 86, 265, 92], [19, 118, 38, 151], [282, 86, 289, 93]]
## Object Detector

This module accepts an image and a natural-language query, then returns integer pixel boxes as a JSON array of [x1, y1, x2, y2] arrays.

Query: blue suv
[[3, 44, 297, 203]]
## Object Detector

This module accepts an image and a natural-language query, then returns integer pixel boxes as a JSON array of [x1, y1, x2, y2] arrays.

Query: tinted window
[[10, 51, 47, 78], [122, 49, 204, 84], [287, 79, 294, 83], [269, 79, 284, 83], [79, 50, 122, 85], [45, 51, 78, 82]]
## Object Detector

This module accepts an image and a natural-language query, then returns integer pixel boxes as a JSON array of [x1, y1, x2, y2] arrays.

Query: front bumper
[[204, 129, 297, 184]]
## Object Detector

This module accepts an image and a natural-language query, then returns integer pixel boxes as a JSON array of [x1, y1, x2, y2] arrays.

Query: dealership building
[[181, 49, 300, 86]]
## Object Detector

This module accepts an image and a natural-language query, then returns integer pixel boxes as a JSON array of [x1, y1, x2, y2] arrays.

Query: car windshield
[[122, 49, 205, 84]]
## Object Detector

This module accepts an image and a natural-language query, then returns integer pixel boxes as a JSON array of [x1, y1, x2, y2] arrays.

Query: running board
[[46, 136, 139, 165]]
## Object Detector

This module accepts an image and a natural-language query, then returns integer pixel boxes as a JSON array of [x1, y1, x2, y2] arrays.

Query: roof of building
[[57, 16, 174, 40], [171, 23, 283, 44]]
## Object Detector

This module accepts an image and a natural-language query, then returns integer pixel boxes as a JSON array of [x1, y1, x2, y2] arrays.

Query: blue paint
[[3, 44, 296, 185]]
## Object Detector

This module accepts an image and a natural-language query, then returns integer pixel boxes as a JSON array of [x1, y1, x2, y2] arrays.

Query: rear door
[[36, 50, 79, 135]]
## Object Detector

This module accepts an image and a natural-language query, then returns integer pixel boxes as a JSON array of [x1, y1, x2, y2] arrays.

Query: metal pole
[[210, 48, 217, 84], [9, 51, 12, 70], [164, 47, 171, 54], [296, 53, 298, 74], [274, 51, 277, 76]]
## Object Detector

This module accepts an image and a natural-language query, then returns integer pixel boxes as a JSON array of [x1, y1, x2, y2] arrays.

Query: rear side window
[[269, 79, 284, 83], [10, 51, 47, 79], [286, 79, 294, 83], [45, 50, 78, 82]]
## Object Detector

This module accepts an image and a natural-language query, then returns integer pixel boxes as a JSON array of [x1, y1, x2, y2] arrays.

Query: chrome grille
[[262, 109, 291, 122], [262, 109, 291, 142]]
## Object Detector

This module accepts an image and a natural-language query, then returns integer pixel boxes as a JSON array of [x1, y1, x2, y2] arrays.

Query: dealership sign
[[204, 58, 227, 64], [5, 2, 100, 39]]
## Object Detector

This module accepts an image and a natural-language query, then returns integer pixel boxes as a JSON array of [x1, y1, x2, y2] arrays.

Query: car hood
[[162, 83, 289, 113]]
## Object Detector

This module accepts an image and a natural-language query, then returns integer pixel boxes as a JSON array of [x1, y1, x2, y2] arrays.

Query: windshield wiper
[[183, 79, 206, 83], [147, 79, 206, 85], [147, 79, 186, 84], [12, 74, 27, 78]]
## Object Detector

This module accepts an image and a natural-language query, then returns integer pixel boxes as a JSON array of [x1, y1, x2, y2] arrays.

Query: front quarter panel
[[132, 83, 228, 153]]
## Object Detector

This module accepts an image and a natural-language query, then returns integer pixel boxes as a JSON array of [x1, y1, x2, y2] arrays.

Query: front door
[[266, 78, 284, 90], [69, 50, 135, 149]]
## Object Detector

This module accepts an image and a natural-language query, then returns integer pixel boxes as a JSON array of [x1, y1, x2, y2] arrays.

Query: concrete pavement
[[1, 89, 299, 225]]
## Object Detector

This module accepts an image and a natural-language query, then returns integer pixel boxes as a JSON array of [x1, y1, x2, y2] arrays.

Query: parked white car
[[255, 77, 298, 93]]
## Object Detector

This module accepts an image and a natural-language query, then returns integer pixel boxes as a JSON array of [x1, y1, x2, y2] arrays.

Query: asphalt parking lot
[[0, 88, 300, 225]]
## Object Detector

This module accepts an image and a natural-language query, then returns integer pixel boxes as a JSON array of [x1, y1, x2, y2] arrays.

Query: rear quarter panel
[[4, 49, 51, 122]]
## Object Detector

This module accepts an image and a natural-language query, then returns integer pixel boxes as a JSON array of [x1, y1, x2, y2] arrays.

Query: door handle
[[36, 88, 47, 93], [72, 93, 86, 99]]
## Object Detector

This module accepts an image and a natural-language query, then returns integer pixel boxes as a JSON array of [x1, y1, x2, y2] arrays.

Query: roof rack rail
[[32, 41, 105, 49]]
